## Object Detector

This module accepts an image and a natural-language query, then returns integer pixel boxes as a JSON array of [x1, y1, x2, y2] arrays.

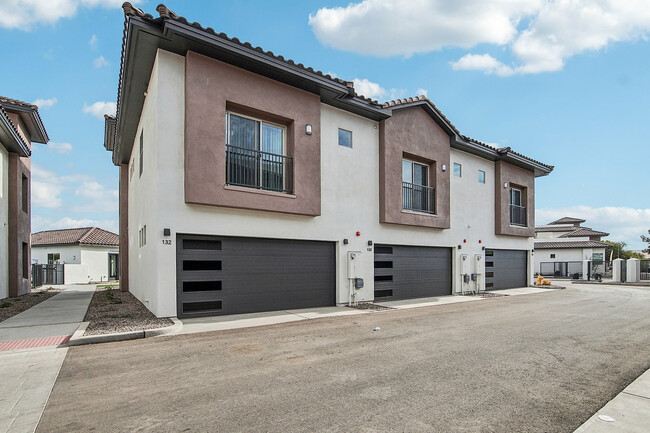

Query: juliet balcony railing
[[402, 182, 435, 214], [510, 204, 527, 226], [225, 145, 293, 194]]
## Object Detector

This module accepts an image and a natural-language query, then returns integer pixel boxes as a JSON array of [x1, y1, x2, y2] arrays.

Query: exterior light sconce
[[368, 240, 373, 246], [163, 228, 171, 236], [481, 246, 486, 251], [503, 182, 509, 188], [458, 245, 462, 250], [343, 239, 349, 245], [305, 124, 312, 135], [441, 164, 447, 172]]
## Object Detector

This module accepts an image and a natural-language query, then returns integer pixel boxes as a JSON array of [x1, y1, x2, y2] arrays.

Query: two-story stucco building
[[1, 97, 48, 299], [104, 4, 553, 319]]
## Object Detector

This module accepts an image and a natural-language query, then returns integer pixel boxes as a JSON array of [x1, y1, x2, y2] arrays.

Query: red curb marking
[[0, 335, 71, 352]]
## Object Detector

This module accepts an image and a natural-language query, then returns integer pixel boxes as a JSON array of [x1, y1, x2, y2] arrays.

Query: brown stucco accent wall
[[8, 153, 31, 296], [119, 164, 129, 292], [495, 160, 535, 237], [379, 106, 450, 229], [184, 51, 321, 216]]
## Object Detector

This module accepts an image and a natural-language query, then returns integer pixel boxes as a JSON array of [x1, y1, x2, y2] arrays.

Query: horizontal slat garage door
[[485, 249, 527, 290], [374, 244, 452, 301], [177, 235, 335, 318]]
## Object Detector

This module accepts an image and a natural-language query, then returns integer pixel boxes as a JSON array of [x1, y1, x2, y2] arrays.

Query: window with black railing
[[509, 187, 526, 226], [225, 112, 292, 194], [402, 159, 435, 214]]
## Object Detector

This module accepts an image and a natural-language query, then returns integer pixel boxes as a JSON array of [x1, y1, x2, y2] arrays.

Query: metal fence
[[539, 261, 583, 279], [225, 145, 293, 194], [641, 260, 650, 281], [32, 264, 64, 287], [402, 182, 435, 214]]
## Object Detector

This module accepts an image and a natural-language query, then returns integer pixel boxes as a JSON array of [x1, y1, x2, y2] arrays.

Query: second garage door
[[176, 235, 336, 318], [374, 244, 452, 301], [485, 249, 528, 290]]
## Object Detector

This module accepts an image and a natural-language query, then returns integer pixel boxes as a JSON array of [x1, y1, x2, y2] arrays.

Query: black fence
[[225, 145, 293, 194], [641, 260, 650, 281], [402, 182, 435, 214], [539, 261, 583, 279], [32, 264, 64, 287]]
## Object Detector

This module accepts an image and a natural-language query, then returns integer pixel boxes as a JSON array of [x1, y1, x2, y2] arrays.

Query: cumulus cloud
[[47, 142, 73, 154], [93, 55, 109, 68], [415, 88, 428, 97], [0, 0, 134, 31], [309, 0, 650, 75], [89, 34, 98, 48], [83, 101, 116, 119], [536, 206, 650, 250], [32, 97, 57, 109], [74, 181, 118, 212], [32, 215, 119, 234], [350, 78, 407, 101]]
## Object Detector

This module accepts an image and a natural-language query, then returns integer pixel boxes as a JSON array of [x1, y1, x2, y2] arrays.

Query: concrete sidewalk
[[0, 285, 95, 433], [574, 367, 650, 433]]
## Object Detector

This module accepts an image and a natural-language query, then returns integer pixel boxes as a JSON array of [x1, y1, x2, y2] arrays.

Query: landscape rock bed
[[347, 302, 394, 311], [84, 287, 173, 336], [0, 288, 61, 322]]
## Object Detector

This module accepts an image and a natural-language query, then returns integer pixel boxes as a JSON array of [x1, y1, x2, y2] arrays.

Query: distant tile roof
[[549, 217, 586, 225], [534, 241, 609, 249], [559, 228, 609, 238], [535, 226, 576, 233], [31, 227, 119, 247]]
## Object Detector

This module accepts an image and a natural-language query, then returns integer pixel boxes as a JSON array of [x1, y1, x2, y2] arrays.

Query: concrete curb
[[68, 318, 182, 346], [529, 285, 566, 289]]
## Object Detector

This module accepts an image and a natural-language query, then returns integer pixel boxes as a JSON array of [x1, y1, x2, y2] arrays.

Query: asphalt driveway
[[38, 284, 650, 432]]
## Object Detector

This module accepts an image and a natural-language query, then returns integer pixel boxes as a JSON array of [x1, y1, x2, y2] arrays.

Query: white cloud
[[47, 142, 73, 154], [93, 55, 109, 68], [32, 215, 119, 234], [31, 181, 64, 208], [352, 78, 386, 100], [0, 0, 133, 31], [32, 97, 58, 109], [74, 181, 118, 212], [89, 34, 97, 48], [536, 206, 650, 250], [415, 88, 428, 97], [82, 101, 116, 119], [309, 0, 650, 75]]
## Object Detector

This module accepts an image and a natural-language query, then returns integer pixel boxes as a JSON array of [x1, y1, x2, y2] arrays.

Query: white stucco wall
[[31, 245, 117, 284], [0, 145, 8, 299], [128, 49, 534, 318], [81, 246, 118, 283], [31, 245, 81, 265], [533, 248, 606, 274]]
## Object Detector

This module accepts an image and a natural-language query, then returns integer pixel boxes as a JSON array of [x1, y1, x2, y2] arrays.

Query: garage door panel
[[374, 244, 451, 301], [485, 249, 527, 290], [177, 235, 335, 318]]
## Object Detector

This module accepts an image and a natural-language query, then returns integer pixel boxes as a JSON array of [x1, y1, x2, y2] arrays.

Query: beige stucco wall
[[126, 49, 534, 318]]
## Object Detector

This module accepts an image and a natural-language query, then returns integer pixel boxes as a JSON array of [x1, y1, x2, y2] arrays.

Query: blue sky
[[0, 0, 648, 249]]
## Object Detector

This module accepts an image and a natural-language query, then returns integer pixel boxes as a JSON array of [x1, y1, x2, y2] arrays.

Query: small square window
[[338, 129, 352, 148], [550, 254, 556, 259], [478, 170, 485, 183], [453, 163, 462, 177]]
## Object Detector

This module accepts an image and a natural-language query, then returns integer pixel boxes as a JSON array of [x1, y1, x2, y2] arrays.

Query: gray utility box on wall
[[355, 278, 364, 289]]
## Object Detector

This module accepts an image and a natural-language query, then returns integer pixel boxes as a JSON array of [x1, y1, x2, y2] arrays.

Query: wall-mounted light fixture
[[163, 228, 171, 236], [368, 240, 373, 246], [503, 182, 509, 188], [305, 124, 312, 135], [441, 164, 447, 172], [343, 238, 349, 245]]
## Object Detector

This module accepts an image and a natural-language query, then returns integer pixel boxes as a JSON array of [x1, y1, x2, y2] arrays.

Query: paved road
[[38, 284, 650, 432]]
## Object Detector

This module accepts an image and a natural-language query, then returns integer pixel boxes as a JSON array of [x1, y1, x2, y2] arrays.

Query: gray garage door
[[374, 244, 452, 301], [485, 249, 528, 290], [176, 235, 335, 318]]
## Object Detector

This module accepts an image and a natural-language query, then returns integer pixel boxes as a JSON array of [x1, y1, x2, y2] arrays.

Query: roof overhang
[[0, 108, 29, 156], [0, 101, 48, 144], [112, 14, 390, 165]]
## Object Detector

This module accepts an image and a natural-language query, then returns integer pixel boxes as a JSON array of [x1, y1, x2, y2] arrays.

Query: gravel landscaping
[[0, 288, 62, 323], [83, 287, 173, 336], [347, 302, 394, 311]]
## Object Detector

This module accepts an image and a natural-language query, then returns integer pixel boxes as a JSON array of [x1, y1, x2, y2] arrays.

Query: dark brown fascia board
[[0, 102, 49, 144], [112, 15, 390, 165], [104, 115, 116, 151], [0, 109, 30, 156]]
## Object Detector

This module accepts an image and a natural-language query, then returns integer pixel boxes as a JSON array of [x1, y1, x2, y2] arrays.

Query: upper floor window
[[453, 163, 462, 177], [338, 128, 352, 148], [402, 159, 435, 214], [509, 187, 526, 226], [478, 170, 485, 184], [225, 112, 292, 194]]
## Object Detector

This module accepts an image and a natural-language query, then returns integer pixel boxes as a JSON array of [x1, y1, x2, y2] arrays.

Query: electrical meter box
[[355, 278, 364, 289], [473, 254, 484, 274], [459, 254, 469, 275]]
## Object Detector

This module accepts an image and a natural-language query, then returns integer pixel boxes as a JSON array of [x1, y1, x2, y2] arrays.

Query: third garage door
[[485, 249, 528, 290], [374, 244, 452, 301]]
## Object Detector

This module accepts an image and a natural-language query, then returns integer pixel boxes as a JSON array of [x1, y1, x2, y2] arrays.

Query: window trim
[[453, 162, 462, 177], [338, 128, 353, 148], [478, 170, 486, 184]]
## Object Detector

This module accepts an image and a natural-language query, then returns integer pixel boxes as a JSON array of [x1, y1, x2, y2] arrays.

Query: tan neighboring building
[[0, 97, 49, 299]]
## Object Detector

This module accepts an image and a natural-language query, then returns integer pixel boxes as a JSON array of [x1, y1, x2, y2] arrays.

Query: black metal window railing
[[403, 182, 435, 214], [510, 204, 527, 226], [226, 145, 293, 194]]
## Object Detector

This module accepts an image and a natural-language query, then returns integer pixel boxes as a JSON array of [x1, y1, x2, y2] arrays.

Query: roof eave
[[0, 109, 30, 156], [1, 103, 49, 144]]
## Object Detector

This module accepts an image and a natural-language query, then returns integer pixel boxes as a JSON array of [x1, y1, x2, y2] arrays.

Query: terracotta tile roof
[[382, 96, 554, 171], [120, 3, 379, 106], [31, 227, 119, 247], [535, 226, 576, 233], [0, 96, 38, 110], [549, 217, 586, 225], [0, 106, 28, 151], [559, 228, 609, 238], [534, 241, 609, 249], [0, 95, 49, 146]]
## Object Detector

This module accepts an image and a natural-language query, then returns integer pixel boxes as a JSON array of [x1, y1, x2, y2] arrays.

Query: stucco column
[[612, 259, 623, 283], [119, 164, 129, 292], [626, 258, 640, 283]]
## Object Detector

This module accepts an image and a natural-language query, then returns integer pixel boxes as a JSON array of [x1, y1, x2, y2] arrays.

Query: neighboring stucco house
[[103, 4, 553, 318], [31, 227, 120, 284], [534, 217, 609, 277], [0, 97, 48, 299]]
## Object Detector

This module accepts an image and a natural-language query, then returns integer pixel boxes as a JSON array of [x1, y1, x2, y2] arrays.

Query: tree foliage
[[604, 240, 645, 260], [641, 230, 650, 254]]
